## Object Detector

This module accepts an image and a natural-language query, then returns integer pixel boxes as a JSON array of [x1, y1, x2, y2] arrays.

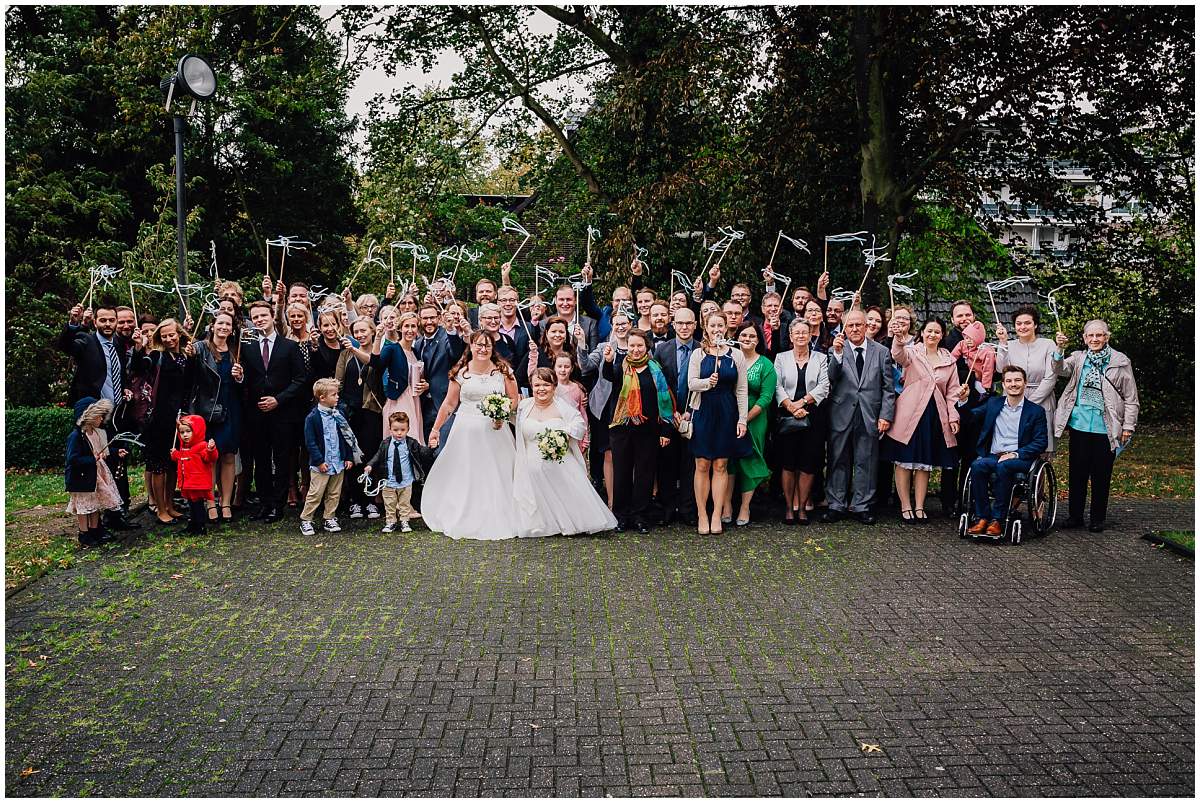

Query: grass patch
[[1050, 421, 1193, 500], [4, 468, 146, 590], [1154, 530, 1195, 551], [6, 467, 145, 515]]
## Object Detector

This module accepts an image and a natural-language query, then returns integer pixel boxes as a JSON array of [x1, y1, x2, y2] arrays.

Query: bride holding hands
[[514, 368, 617, 537], [422, 331, 524, 540]]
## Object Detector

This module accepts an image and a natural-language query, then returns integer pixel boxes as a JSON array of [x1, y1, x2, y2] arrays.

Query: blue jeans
[[971, 455, 1032, 521]]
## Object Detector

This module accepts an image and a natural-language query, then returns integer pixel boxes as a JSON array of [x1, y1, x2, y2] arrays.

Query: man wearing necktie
[[241, 301, 307, 523], [653, 308, 699, 525], [824, 309, 896, 524]]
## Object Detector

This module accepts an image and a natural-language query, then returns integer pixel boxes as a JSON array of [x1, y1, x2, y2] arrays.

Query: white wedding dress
[[422, 371, 525, 540], [513, 397, 618, 537]]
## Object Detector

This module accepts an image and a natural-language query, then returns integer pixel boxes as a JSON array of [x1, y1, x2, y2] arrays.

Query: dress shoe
[[968, 518, 990, 535], [104, 513, 139, 531], [657, 511, 676, 527], [821, 509, 845, 524], [614, 521, 628, 533], [636, 521, 650, 535], [1060, 517, 1085, 529], [262, 508, 283, 524], [986, 520, 1004, 536], [855, 511, 876, 525], [1088, 521, 1105, 533]]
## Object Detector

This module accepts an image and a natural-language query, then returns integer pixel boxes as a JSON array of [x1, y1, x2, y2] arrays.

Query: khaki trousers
[[302, 470, 344, 521], [381, 486, 415, 523]]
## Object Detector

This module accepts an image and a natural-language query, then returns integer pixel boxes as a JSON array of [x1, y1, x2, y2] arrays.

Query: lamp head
[[161, 54, 216, 106]]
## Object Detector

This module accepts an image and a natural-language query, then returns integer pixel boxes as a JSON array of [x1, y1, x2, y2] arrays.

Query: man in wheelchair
[[966, 365, 1049, 536]]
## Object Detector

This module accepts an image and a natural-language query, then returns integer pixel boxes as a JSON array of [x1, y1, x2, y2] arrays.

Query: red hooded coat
[[170, 415, 219, 492]]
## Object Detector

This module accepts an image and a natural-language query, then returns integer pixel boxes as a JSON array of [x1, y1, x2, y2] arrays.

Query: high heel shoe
[[914, 508, 929, 521], [698, 522, 711, 535], [900, 508, 915, 523], [220, 505, 234, 522]]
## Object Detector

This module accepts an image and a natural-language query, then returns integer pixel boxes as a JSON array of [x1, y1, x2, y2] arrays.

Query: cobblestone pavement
[[5, 499, 1193, 796]]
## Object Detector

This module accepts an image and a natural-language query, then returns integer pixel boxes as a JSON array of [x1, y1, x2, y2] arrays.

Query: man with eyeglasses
[[653, 308, 700, 525]]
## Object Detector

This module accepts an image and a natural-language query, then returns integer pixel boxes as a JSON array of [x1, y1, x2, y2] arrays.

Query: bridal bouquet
[[536, 428, 570, 463], [478, 393, 513, 423]]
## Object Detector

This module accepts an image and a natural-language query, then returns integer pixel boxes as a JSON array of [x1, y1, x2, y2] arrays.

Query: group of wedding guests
[[59, 258, 1138, 545]]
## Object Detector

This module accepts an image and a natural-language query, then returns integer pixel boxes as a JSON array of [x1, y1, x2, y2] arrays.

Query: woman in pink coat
[[881, 317, 961, 522]]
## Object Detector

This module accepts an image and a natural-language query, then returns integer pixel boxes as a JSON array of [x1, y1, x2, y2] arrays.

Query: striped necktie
[[105, 339, 122, 398]]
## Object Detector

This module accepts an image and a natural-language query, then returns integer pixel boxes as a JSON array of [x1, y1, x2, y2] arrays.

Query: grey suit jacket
[[827, 338, 896, 432]]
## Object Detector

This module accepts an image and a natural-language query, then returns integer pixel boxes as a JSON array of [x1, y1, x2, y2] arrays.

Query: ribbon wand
[[820, 230, 868, 280], [210, 240, 220, 284], [851, 236, 891, 312], [985, 276, 1032, 330], [586, 225, 599, 265], [886, 269, 918, 315], [1038, 282, 1076, 334], [129, 281, 139, 324]]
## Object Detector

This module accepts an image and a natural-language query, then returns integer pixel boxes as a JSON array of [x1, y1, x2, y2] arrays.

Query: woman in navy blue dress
[[685, 313, 749, 535]]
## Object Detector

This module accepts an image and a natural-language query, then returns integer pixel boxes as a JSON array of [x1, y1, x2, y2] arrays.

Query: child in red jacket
[[171, 414, 219, 534]]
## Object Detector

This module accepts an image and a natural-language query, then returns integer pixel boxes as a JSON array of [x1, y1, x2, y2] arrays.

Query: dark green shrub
[[6, 407, 76, 468]]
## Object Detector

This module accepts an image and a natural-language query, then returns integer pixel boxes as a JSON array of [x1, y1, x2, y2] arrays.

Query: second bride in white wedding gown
[[513, 368, 617, 537], [422, 332, 525, 541]]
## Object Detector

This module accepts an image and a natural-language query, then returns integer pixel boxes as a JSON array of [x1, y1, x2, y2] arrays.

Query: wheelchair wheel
[[957, 463, 974, 519], [1027, 460, 1057, 537]]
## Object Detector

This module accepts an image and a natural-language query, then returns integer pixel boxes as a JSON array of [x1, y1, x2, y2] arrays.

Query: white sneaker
[[400, 520, 413, 533], [299, 520, 316, 536], [348, 503, 364, 519], [381, 522, 396, 533], [323, 518, 342, 532], [366, 504, 381, 519]]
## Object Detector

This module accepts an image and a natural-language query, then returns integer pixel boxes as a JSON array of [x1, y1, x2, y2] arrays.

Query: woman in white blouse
[[772, 320, 831, 524], [995, 304, 1059, 454]]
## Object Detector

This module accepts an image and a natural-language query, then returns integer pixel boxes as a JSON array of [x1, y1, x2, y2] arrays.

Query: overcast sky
[[324, 6, 561, 145]]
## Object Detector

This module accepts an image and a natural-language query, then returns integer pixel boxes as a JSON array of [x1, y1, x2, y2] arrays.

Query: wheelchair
[[955, 457, 1057, 544]]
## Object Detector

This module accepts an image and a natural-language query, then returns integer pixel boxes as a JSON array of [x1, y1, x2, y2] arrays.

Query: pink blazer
[[890, 339, 960, 448]]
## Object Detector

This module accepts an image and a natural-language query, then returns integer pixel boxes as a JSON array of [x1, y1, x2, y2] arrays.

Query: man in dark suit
[[541, 284, 599, 353], [758, 291, 792, 359], [466, 278, 499, 328], [414, 303, 467, 442], [58, 304, 130, 405], [496, 285, 532, 390], [241, 300, 308, 523], [965, 365, 1048, 536], [653, 307, 699, 525]]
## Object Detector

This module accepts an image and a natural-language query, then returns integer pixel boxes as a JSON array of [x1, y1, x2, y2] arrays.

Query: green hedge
[[6, 407, 75, 468]]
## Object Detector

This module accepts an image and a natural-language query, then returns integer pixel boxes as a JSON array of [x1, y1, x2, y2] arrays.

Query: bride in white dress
[[514, 368, 618, 537], [423, 332, 524, 540]]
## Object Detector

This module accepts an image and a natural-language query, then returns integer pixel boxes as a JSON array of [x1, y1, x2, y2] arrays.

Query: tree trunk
[[851, 7, 907, 302]]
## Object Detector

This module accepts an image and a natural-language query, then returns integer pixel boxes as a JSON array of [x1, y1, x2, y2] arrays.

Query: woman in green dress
[[730, 321, 777, 525]]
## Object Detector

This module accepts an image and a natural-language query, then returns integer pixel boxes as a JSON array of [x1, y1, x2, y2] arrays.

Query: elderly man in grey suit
[[823, 309, 896, 524]]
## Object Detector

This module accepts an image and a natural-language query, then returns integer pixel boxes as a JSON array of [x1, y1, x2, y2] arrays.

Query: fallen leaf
[[859, 742, 883, 754], [122, 664, 137, 671], [314, 543, 324, 548], [26, 660, 39, 668], [20, 767, 39, 778], [171, 573, 185, 579]]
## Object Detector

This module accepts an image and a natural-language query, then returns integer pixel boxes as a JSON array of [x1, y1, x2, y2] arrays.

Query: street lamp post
[[160, 55, 217, 318]]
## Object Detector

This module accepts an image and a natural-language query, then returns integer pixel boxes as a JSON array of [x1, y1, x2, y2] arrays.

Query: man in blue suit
[[414, 304, 466, 442], [966, 365, 1049, 535]]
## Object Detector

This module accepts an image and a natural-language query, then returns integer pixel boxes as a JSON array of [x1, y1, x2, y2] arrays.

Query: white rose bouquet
[[536, 428, 570, 463], [478, 393, 513, 425]]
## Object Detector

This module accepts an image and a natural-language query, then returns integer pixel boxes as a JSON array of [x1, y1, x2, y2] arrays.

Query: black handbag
[[777, 359, 811, 435]]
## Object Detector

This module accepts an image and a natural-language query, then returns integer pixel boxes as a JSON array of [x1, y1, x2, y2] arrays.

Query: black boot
[[188, 501, 207, 534], [78, 528, 102, 547]]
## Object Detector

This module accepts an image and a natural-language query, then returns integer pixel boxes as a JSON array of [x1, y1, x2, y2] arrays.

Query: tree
[[5, 5, 361, 404]]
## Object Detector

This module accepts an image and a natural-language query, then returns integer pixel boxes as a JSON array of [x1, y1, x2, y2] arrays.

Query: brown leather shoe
[[986, 520, 1003, 536], [968, 518, 990, 535]]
